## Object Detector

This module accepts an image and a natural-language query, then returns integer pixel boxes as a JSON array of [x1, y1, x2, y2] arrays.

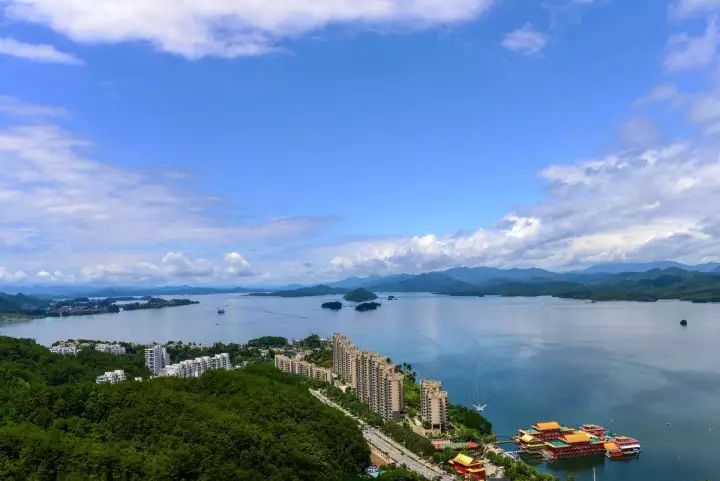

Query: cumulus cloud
[[78, 251, 252, 283], [2, 0, 495, 59], [501, 23, 547, 55], [35, 270, 65, 282], [161, 252, 217, 279], [664, 17, 719, 71], [327, 143, 720, 275], [0, 267, 27, 283], [225, 252, 253, 277], [0, 36, 82, 64]]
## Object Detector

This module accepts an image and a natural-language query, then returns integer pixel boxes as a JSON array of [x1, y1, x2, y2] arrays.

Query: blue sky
[[1, 0, 720, 285]]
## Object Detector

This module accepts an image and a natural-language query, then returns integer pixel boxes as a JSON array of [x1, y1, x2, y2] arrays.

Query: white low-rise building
[[50, 345, 79, 356], [95, 343, 126, 355], [96, 369, 126, 384], [161, 353, 232, 378]]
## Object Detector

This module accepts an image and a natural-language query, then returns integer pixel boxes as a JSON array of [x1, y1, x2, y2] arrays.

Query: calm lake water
[[2, 293, 719, 481]]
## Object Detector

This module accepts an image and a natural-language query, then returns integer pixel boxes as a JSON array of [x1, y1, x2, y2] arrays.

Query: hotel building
[[420, 379, 449, 432], [161, 353, 231, 378], [274, 354, 333, 384], [95, 343, 126, 355], [50, 345, 79, 356], [331, 333, 404, 420], [96, 369, 126, 384]]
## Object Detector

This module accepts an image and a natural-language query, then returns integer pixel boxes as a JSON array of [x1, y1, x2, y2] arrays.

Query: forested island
[[121, 297, 199, 310], [322, 301, 343, 310], [250, 284, 349, 297], [0, 294, 199, 320], [355, 302, 381, 312], [343, 288, 378, 302]]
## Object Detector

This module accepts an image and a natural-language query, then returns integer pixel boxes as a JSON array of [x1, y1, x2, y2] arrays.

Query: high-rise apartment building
[[332, 333, 404, 420], [420, 379, 449, 431], [144, 345, 170, 374]]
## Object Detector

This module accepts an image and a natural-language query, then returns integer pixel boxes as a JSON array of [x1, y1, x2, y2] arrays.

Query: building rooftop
[[535, 421, 561, 431]]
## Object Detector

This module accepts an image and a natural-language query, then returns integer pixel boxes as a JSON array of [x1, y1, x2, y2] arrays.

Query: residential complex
[[144, 345, 170, 374], [420, 379, 449, 432], [95, 343, 126, 355], [96, 369, 126, 384], [331, 333, 404, 420], [50, 345, 79, 356], [161, 353, 231, 378], [274, 354, 333, 383]]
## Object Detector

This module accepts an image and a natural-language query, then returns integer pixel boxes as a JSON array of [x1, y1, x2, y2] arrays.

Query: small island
[[121, 298, 199, 311], [343, 288, 378, 303], [321, 301, 343, 310], [355, 302, 381, 312]]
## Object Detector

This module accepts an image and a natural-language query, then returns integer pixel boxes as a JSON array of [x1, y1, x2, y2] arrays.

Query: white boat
[[473, 403, 487, 412]]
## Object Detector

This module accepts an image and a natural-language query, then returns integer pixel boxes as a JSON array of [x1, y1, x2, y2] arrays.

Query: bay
[[2, 293, 719, 481]]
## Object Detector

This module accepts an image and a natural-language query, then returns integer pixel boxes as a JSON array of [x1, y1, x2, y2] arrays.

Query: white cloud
[[2, 0, 495, 59], [0, 36, 82, 64], [225, 252, 253, 277], [619, 117, 661, 147], [161, 252, 217, 279], [327, 143, 720, 275], [0, 267, 27, 283], [686, 90, 720, 124], [0, 118, 330, 282], [0, 96, 67, 118], [634, 83, 680, 107], [36, 270, 65, 282], [671, 0, 720, 18], [664, 17, 719, 71], [501, 23, 546, 55], [76, 251, 253, 283]]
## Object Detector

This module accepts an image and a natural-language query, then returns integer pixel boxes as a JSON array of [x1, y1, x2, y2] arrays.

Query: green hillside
[[0, 336, 369, 481]]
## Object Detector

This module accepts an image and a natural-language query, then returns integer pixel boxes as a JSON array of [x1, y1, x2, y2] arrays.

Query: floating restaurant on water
[[514, 421, 640, 461]]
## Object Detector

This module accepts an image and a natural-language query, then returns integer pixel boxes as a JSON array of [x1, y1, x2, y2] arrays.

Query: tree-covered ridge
[[0, 336, 370, 481], [444, 268, 720, 302], [250, 284, 350, 297]]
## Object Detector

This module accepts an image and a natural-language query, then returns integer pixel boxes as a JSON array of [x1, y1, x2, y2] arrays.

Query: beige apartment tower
[[421, 379, 449, 432], [332, 333, 404, 420], [274, 354, 333, 384]]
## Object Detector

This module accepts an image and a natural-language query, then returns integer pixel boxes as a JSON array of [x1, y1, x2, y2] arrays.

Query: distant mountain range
[[3, 261, 720, 309]]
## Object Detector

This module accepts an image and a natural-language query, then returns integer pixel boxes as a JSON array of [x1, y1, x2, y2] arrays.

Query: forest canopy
[[0, 336, 369, 481]]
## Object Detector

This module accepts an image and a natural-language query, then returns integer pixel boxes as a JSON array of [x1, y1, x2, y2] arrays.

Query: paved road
[[310, 389, 456, 481]]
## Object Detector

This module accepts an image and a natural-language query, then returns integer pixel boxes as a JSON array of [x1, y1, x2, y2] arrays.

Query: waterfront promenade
[[310, 389, 456, 480]]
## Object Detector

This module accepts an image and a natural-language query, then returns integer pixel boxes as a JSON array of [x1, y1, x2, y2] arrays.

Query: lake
[[2, 293, 719, 481]]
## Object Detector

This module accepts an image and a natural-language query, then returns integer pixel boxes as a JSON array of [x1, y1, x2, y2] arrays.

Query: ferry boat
[[604, 436, 641, 459]]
